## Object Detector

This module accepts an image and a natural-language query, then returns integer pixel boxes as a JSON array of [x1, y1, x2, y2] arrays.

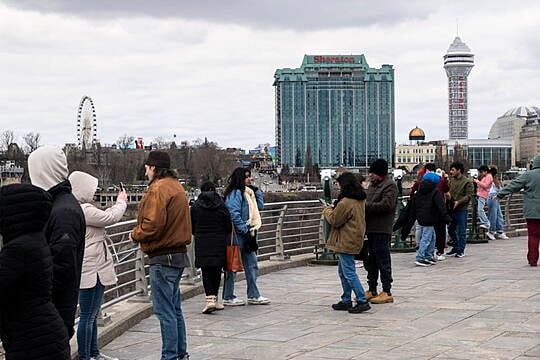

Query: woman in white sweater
[[69, 171, 127, 360]]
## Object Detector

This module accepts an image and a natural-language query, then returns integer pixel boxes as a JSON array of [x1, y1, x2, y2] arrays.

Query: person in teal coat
[[496, 155, 540, 266]]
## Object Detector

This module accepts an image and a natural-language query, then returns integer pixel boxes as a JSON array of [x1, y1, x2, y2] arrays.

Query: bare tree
[[23, 132, 41, 154], [0, 130, 15, 152], [116, 134, 135, 153]]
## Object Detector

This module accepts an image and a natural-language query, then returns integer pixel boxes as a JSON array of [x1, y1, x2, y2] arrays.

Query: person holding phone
[[69, 171, 127, 360]]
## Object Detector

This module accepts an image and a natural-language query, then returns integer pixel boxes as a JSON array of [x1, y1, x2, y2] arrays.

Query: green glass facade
[[274, 55, 395, 168]]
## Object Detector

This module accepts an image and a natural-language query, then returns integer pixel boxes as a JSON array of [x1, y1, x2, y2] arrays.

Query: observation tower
[[444, 36, 474, 140]]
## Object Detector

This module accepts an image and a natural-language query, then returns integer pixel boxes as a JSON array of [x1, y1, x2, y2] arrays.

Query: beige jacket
[[69, 171, 127, 288], [323, 197, 366, 254]]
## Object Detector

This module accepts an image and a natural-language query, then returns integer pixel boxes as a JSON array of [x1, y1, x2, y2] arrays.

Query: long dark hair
[[150, 167, 178, 185], [336, 172, 366, 201], [489, 166, 502, 188], [224, 167, 250, 198]]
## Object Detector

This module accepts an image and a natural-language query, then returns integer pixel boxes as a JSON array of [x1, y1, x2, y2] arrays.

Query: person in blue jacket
[[222, 167, 271, 306]]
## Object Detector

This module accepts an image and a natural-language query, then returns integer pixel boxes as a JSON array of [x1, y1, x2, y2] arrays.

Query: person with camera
[[69, 171, 127, 360], [323, 172, 370, 314]]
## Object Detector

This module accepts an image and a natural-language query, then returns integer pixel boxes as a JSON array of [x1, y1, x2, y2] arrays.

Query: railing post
[[271, 205, 290, 261], [97, 308, 112, 327], [131, 249, 150, 302], [504, 193, 513, 230], [181, 236, 201, 285]]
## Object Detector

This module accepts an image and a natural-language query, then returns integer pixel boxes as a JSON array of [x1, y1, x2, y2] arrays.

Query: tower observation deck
[[444, 36, 474, 140]]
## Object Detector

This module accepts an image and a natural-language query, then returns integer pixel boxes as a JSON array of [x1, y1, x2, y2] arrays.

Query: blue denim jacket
[[224, 188, 264, 235]]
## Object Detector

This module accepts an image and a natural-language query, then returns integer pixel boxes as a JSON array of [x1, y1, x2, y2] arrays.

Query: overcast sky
[[1, 0, 539, 149]]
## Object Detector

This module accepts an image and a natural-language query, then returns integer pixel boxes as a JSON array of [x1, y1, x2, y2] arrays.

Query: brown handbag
[[225, 228, 244, 272]]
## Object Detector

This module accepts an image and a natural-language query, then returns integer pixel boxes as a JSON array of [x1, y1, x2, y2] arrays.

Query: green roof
[[274, 55, 393, 82]]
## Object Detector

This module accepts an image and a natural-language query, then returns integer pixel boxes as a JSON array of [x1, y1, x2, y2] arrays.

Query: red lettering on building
[[314, 56, 355, 64]]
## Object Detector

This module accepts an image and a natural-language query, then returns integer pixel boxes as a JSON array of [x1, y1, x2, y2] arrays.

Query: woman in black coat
[[0, 184, 69, 360], [191, 181, 232, 314]]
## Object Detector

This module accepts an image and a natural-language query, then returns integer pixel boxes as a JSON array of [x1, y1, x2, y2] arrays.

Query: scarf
[[244, 186, 262, 231]]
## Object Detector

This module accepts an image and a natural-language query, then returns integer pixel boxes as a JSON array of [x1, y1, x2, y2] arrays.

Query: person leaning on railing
[[0, 184, 70, 360], [69, 171, 127, 360], [495, 155, 540, 267]]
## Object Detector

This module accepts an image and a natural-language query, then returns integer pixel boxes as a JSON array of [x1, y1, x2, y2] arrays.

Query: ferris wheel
[[77, 96, 98, 150]]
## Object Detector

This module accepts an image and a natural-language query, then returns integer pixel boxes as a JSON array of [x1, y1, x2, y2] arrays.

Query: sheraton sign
[[313, 56, 355, 64]]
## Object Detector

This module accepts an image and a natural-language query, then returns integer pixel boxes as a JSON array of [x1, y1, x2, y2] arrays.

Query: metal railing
[[97, 200, 325, 313]]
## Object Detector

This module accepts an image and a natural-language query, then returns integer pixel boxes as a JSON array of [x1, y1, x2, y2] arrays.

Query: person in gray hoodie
[[496, 155, 540, 266], [27, 146, 86, 344]]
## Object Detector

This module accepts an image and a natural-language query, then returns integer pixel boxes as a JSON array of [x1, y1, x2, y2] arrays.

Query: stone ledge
[[70, 253, 314, 359]]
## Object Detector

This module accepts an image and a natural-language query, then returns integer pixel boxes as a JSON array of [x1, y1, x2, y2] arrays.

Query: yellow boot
[[370, 291, 394, 304]]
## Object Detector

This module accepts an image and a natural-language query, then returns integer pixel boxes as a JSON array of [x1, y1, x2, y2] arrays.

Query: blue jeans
[[488, 196, 504, 233], [448, 210, 468, 254], [77, 278, 105, 360], [150, 264, 187, 360], [337, 253, 367, 303], [416, 225, 436, 262], [223, 249, 261, 300], [477, 197, 490, 228]]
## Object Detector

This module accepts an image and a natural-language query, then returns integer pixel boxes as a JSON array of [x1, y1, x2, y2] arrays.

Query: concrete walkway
[[103, 236, 540, 360]]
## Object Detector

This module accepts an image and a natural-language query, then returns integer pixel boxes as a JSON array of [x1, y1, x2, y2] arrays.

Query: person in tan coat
[[323, 172, 370, 314], [130, 151, 192, 360], [69, 171, 127, 360]]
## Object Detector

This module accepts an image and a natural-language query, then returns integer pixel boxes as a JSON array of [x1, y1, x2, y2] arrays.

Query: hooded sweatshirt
[[27, 146, 68, 191], [27, 146, 86, 339], [68, 171, 126, 289], [412, 180, 452, 226], [497, 155, 540, 219]]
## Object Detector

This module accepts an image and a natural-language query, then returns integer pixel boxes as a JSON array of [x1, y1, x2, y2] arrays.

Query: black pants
[[364, 233, 393, 294], [201, 266, 222, 296], [434, 222, 447, 255]]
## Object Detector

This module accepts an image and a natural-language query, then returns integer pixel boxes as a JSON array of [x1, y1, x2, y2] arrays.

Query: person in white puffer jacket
[[68, 171, 127, 360]]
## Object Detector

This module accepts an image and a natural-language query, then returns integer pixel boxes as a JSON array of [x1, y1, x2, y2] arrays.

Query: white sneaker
[[497, 232, 509, 240], [247, 296, 271, 305], [479, 224, 490, 230], [90, 354, 119, 360], [223, 298, 246, 306], [436, 254, 446, 261], [486, 232, 496, 240]]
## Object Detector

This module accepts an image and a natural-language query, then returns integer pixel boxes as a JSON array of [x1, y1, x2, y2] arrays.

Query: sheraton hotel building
[[274, 55, 395, 168]]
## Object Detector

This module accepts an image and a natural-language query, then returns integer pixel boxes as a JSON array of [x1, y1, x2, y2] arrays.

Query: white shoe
[[90, 354, 119, 360], [497, 232, 509, 240], [248, 296, 271, 305], [486, 232, 496, 240], [355, 260, 364, 268], [436, 254, 446, 261], [223, 298, 246, 306], [479, 224, 490, 230]]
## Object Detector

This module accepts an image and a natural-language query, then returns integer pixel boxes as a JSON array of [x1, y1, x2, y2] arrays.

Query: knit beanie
[[145, 151, 170, 169], [423, 172, 441, 184], [368, 159, 388, 177], [68, 171, 99, 203], [27, 145, 69, 191]]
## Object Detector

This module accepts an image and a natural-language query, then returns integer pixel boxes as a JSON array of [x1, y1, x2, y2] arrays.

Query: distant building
[[520, 117, 540, 164], [444, 36, 474, 140], [395, 143, 438, 172], [489, 106, 540, 166], [274, 54, 395, 168], [446, 139, 512, 171]]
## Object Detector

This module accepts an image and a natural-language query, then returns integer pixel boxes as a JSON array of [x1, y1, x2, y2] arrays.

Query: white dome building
[[488, 106, 540, 166]]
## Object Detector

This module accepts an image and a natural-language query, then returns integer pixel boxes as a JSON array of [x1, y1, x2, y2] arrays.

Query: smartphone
[[119, 182, 125, 192], [319, 198, 330, 206]]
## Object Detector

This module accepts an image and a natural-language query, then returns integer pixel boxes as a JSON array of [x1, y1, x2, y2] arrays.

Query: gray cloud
[[2, 0, 439, 29]]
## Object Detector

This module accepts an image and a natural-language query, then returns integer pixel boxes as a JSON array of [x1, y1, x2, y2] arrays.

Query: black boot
[[348, 301, 371, 313]]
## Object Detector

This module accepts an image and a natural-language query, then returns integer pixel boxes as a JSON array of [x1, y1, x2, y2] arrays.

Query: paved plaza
[[103, 236, 540, 360]]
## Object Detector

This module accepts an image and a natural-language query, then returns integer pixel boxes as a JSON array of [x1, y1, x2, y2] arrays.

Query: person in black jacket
[[0, 184, 70, 360], [28, 146, 86, 342], [412, 173, 452, 267], [191, 181, 232, 314]]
